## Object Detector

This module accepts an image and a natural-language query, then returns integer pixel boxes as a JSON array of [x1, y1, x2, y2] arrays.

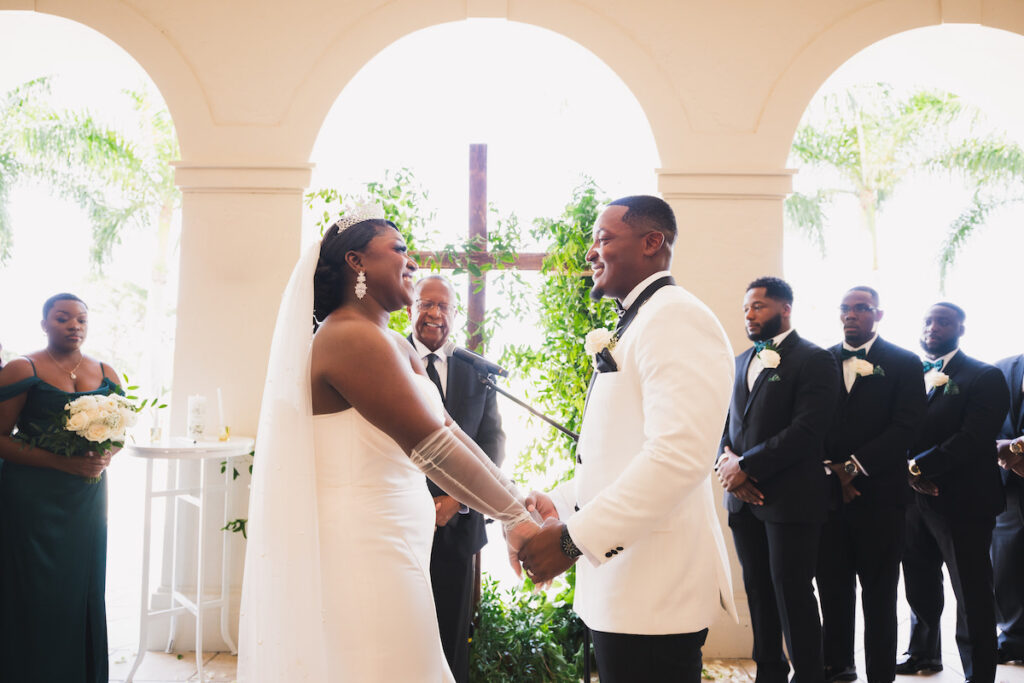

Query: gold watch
[[908, 460, 922, 477], [1010, 440, 1024, 455]]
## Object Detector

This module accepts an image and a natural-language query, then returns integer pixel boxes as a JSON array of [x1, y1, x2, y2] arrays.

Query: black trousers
[[590, 627, 708, 683], [429, 545, 475, 683], [816, 501, 904, 683], [992, 483, 1024, 655], [729, 505, 824, 683], [902, 503, 997, 683]]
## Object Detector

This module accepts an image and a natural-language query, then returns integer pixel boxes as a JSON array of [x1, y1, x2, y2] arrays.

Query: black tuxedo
[[720, 330, 839, 683], [816, 337, 925, 683], [902, 350, 1009, 683], [992, 354, 1024, 657], [409, 337, 505, 683]]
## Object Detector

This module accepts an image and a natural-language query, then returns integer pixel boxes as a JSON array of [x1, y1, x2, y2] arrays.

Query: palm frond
[[784, 190, 833, 256], [937, 192, 1017, 290]]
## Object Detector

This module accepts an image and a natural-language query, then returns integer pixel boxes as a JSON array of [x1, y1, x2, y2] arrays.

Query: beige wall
[[6, 0, 1023, 655]]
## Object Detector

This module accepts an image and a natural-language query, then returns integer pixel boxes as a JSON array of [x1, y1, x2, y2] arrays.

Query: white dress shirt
[[411, 336, 450, 396], [841, 334, 878, 393], [619, 270, 673, 311], [747, 327, 796, 391]]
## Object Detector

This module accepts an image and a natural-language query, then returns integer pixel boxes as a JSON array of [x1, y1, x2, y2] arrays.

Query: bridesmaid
[[0, 293, 123, 683]]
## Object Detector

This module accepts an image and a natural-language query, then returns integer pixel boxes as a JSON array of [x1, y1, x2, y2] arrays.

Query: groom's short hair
[[608, 195, 677, 246], [747, 276, 794, 304]]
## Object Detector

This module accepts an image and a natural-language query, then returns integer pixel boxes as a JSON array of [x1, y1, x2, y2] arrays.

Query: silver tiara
[[331, 199, 388, 232]]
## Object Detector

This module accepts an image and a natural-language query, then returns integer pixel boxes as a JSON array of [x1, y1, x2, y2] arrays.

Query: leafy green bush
[[469, 572, 586, 683]]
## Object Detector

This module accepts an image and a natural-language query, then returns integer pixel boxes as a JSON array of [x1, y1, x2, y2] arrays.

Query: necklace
[[47, 350, 84, 381]]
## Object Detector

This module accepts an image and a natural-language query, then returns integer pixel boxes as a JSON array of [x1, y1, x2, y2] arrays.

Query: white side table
[[123, 436, 254, 682]]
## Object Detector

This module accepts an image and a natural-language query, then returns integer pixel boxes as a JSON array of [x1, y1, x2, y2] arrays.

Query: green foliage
[[469, 573, 586, 683], [502, 180, 617, 479], [0, 77, 181, 270], [786, 82, 1024, 286]]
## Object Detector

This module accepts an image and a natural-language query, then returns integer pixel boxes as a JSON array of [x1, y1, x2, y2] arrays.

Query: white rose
[[99, 395, 118, 411], [109, 425, 127, 442], [105, 412, 125, 431], [84, 422, 112, 443], [852, 359, 875, 377], [69, 395, 99, 412], [122, 409, 139, 427], [584, 329, 615, 356], [931, 372, 949, 387], [66, 411, 90, 432], [758, 349, 781, 369]]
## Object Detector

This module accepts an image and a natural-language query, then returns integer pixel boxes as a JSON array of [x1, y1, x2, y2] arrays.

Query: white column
[[659, 167, 794, 657], [147, 164, 312, 651]]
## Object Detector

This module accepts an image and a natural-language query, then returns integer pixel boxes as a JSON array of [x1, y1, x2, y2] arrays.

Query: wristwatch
[[842, 459, 858, 476], [1010, 440, 1024, 455], [908, 460, 922, 477], [560, 526, 582, 559]]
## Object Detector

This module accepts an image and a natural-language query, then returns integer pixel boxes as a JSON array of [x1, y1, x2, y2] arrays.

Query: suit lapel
[[927, 351, 960, 404], [830, 344, 849, 399], [742, 331, 798, 418], [1013, 356, 1024, 434]]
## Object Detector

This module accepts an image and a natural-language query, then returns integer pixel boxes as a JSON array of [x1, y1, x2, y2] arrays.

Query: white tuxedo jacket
[[551, 285, 738, 634]]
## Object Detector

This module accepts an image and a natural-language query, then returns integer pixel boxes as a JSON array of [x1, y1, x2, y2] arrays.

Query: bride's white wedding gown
[[313, 374, 455, 682]]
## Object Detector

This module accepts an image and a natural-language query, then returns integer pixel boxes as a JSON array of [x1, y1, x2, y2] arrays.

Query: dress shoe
[[997, 646, 1024, 664], [825, 665, 858, 682], [895, 655, 943, 675]]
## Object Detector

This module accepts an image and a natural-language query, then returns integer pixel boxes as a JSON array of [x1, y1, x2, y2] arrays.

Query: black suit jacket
[[825, 337, 926, 507], [910, 350, 1009, 521], [995, 354, 1024, 487], [410, 338, 506, 558], [720, 330, 840, 523]]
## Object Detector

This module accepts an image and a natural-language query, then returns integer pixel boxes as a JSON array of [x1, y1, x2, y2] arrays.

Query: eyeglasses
[[838, 304, 877, 314], [416, 300, 451, 315]]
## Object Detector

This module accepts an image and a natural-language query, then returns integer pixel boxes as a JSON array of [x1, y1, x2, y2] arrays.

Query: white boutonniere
[[584, 328, 617, 357], [928, 372, 959, 395], [852, 359, 885, 378], [756, 342, 781, 369]]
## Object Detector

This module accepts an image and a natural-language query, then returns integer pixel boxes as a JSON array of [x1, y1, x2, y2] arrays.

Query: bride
[[237, 202, 539, 682]]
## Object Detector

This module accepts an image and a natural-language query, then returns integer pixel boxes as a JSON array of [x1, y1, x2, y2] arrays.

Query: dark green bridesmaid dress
[[0, 360, 122, 683]]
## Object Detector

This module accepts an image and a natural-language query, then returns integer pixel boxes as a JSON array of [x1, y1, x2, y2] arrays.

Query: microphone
[[452, 347, 509, 377]]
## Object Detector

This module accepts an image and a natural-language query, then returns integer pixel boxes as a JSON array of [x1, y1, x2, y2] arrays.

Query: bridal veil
[[237, 242, 326, 682]]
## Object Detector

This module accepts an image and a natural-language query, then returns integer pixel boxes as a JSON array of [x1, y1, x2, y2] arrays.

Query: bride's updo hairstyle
[[313, 208, 396, 331]]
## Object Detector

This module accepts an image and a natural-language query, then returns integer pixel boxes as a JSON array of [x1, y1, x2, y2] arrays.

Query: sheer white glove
[[410, 426, 534, 534], [410, 426, 538, 576]]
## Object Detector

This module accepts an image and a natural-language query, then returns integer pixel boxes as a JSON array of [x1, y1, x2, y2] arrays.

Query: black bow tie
[[841, 348, 867, 360], [614, 301, 626, 317]]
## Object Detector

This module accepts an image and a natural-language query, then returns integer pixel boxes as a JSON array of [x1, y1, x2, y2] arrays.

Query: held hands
[[827, 463, 857, 487], [524, 490, 559, 521], [433, 495, 461, 527], [716, 448, 764, 505], [517, 518, 576, 584], [908, 472, 939, 496], [841, 482, 861, 504], [503, 517, 541, 579], [997, 439, 1024, 477], [62, 451, 112, 479]]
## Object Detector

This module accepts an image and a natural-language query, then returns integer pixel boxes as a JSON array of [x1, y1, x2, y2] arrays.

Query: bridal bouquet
[[22, 394, 140, 483]]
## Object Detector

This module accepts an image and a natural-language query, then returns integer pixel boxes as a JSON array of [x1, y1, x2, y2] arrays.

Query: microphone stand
[[471, 368, 590, 681], [475, 373, 579, 442]]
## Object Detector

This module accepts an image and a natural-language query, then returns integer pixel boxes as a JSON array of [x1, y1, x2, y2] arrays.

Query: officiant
[[407, 274, 505, 683]]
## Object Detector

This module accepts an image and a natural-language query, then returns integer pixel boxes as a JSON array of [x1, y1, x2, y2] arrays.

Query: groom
[[518, 195, 737, 682]]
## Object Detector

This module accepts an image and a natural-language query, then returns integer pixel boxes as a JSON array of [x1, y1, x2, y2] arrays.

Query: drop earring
[[355, 270, 367, 300]]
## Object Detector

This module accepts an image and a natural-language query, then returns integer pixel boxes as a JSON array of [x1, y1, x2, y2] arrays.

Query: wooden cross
[[413, 144, 548, 352]]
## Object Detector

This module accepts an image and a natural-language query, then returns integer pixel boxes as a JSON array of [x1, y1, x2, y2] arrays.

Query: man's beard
[[920, 337, 956, 358], [590, 284, 604, 301], [747, 313, 783, 342]]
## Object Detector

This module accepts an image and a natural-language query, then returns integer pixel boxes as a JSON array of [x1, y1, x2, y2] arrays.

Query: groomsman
[[992, 353, 1024, 663], [408, 275, 505, 683], [816, 287, 925, 683], [898, 302, 1009, 683], [717, 276, 839, 683]]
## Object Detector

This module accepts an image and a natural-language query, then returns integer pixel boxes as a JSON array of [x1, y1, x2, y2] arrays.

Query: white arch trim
[[757, 0, 1024, 166]]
